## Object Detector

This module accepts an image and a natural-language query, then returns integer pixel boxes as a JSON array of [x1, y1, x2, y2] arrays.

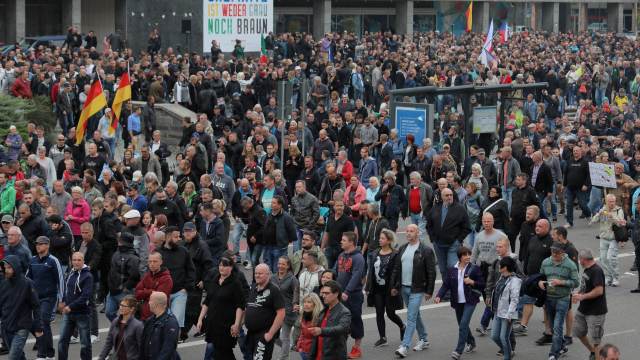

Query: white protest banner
[[588, 162, 616, 188]]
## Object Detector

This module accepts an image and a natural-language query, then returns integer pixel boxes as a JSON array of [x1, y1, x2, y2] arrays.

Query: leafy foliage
[[0, 95, 57, 139]]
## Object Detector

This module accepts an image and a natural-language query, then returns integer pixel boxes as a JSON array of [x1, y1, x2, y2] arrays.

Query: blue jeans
[[299, 352, 309, 360], [544, 297, 570, 357], [170, 290, 188, 327], [58, 313, 92, 360], [536, 192, 550, 219], [250, 244, 263, 267], [230, 222, 247, 262], [105, 292, 126, 322], [401, 286, 427, 348], [36, 296, 57, 358], [434, 241, 460, 278], [324, 246, 341, 270], [263, 245, 288, 274], [491, 317, 513, 360], [589, 187, 604, 216], [502, 186, 514, 213], [464, 230, 477, 248], [480, 306, 493, 329], [595, 88, 606, 106], [453, 303, 476, 354], [410, 213, 426, 236], [565, 187, 591, 226], [4, 328, 29, 360]]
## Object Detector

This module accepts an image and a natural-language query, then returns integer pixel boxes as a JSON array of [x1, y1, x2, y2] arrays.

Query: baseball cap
[[1, 214, 13, 223], [183, 222, 196, 231], [123, 209, 141, 219], [35, 236, 50, 245], [550, 242, 566, 252]]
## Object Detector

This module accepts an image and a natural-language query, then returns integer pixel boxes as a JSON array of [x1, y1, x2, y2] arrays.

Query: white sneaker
[[413, 340, 430, 351], [611, 279, 620, 287], [91, 335, 99, 344], [244, 263, 253, 270], [69, 336, 79, 344], [395, 345, 408, 358]]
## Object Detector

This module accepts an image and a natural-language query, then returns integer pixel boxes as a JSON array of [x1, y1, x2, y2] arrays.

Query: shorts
[[573, 311, 606, 345], [520, 294, 537, 305]]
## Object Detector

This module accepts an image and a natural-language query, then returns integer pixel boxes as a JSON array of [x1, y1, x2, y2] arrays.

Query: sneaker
[[631, 264, 637, 272], [348, 346, 362, 359], [563, 223, 573, 229], [0, 346, 7, 355], [413, 340, 430, 351], [374, 338, 388, 347], [536, 333, 553, 345], [611, 279, 620, 287], [451, 351, 462, 360], [244, 263, 253, 270], [549, 356, 557, 360], [606, 279, 613, 286], [395, 346, 408, 358], [475, 326, 488, 336], [91, 335, 99, 344], [559, 346, 569, 356], [69, 336, 79, 344], [630, 288, 640, 293], [193, 331, 205, 338], [552, 217, 558, 222], [512, 323, 528, 335], [563, 336, 573, 346], [465, 343, 476, 353]]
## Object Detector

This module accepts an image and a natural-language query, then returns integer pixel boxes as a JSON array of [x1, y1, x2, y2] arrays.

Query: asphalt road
[[22, 214, 638, 360]]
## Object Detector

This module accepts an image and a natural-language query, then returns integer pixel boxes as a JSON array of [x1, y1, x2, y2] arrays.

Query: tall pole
[[277, 81, 286, 170]]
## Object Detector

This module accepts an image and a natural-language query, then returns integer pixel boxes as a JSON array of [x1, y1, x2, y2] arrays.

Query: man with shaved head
[[141, 291, 179, 359], [245, 263, 285, 360]]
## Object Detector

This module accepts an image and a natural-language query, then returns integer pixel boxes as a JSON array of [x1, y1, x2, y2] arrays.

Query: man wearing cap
[[126, 185, 148, 213], [123, 209, 149, 273], [47, 214, 73, 273], [539, 242, 580, 360], [573, 249, 608, 360], [105, 233, 140, 321], [27, 236, 64, 360], [182, 221, 213, 341]]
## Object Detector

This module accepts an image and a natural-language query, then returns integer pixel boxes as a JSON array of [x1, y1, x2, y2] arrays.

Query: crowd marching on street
[[0, 25, 637, 360]]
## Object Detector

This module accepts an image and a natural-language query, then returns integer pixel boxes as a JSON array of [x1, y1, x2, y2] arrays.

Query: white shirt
[[456, 262, 467, 303]]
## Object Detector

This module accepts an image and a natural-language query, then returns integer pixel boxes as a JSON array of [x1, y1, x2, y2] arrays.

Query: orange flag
[[76, 79, 107, 145]]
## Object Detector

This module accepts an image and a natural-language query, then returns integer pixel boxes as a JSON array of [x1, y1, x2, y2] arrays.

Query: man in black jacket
[[426, 188, 471, 279], [181, 222, 213, 341], [159, 227, 196, 334], [105, 233, 140, 322], [390, 224, 437, 357], [47, 214, 73, 272], [531, 151, 555, 220], [149, 189, 184, 229], [198, 202, 225, 266], [141, 291, 179, 360], [375, 171, 406, 231], [508, 173, 540, 253], [563, 146, 592, 227], [262, 195, 297, 274], [92, 198, 122, 303]]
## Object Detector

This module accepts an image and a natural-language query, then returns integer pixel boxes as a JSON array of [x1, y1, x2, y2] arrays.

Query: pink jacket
[[343, 182, 367, 212], [64, 199, 91, 235]]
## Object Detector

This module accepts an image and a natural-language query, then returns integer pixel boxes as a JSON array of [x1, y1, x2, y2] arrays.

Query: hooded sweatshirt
[[336, 249, 366, 296], [0, 255, 43, 333], [63, 264, 94, 314]]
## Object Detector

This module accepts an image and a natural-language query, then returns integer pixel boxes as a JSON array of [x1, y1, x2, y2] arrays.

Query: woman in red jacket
[[297, 293, 323, 360], [64, 186, 91, 243]]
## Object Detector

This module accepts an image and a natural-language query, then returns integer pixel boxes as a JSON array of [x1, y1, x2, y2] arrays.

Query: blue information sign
[[395, 106, 427, 146]]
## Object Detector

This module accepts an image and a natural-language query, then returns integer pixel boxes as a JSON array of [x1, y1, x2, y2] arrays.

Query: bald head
[[441, 188, 454, 205], [149, 291, 168, 316], [535, 219, 550, 236]]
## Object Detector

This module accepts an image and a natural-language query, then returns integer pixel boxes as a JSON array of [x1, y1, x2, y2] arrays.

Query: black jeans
[[246, 330, 275, 360], [373, 283, 404, 339]]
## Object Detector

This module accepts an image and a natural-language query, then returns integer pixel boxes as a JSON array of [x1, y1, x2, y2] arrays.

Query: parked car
[[0, 35, 66, 56]]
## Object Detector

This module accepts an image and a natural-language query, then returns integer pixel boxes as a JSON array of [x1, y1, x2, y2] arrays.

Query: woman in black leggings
[[366, 229, 405, 346]]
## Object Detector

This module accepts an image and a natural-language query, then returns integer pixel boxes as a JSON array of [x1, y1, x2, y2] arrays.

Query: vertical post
[[301, 79, 310, 156], [499, 93, 506, 146], [277, 81, 287, 169], [15, 0, 26, 40], [461, 92, 472, 162]]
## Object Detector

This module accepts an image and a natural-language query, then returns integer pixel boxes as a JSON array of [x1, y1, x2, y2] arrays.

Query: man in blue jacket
[[0, 255, 43, 360], [27, 236, 64, 360], [141, 291, 180, 360], [58, 251, 94, 360]]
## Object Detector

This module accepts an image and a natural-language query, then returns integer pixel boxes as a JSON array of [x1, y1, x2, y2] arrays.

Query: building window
[[414, 15, 435, 32], [276, 14, 312, 34]]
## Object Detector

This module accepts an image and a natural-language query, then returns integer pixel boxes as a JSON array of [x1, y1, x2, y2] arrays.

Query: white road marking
[[604, 329, 636, 337]]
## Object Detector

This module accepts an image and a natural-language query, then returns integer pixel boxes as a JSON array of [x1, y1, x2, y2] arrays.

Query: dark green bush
[[0, 95, 57, 140]]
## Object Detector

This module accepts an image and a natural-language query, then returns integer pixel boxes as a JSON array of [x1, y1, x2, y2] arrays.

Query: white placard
[[589, 162, 617, 188], [203, 0, 274, 53], [472, 106, 497, 134]]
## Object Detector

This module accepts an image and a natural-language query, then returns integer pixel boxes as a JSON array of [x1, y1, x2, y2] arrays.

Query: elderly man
[[426, 187, 471, 280], [402, 171, 433, 235]]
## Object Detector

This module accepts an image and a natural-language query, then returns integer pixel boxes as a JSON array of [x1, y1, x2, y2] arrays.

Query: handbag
[[612, 208, 629, 242]]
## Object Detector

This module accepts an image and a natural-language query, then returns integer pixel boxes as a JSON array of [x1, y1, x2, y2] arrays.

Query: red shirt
[[409, 187, 422, 214], [316, 307, 331, 360]]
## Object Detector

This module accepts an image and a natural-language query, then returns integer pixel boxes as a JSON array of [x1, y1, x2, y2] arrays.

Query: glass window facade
[[331, 15, 395, 36], [276, 14, 312, 34], [414, 15, 435, 32]]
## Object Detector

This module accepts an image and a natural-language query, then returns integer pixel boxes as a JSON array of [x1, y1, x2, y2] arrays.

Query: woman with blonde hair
[[296, 293, 324, 360]]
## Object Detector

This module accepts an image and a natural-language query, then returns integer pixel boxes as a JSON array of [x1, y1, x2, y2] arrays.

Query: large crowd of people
[[0, 25, 633, 360]]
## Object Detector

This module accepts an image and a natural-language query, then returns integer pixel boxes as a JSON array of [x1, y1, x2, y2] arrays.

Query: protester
[[309, 280, 351, 360], [97, 295, 144, 360], [489, 256, 522, 360], [140, 291, 180, 360]]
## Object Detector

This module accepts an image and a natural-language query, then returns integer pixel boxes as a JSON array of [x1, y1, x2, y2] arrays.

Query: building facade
[[1, 0, 637, 51]]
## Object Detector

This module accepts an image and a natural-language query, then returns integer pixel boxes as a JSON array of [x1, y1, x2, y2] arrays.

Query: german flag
[[110, 71, 132, 135], [465, 0, 473, 32], [76, 79, 107, 145]]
